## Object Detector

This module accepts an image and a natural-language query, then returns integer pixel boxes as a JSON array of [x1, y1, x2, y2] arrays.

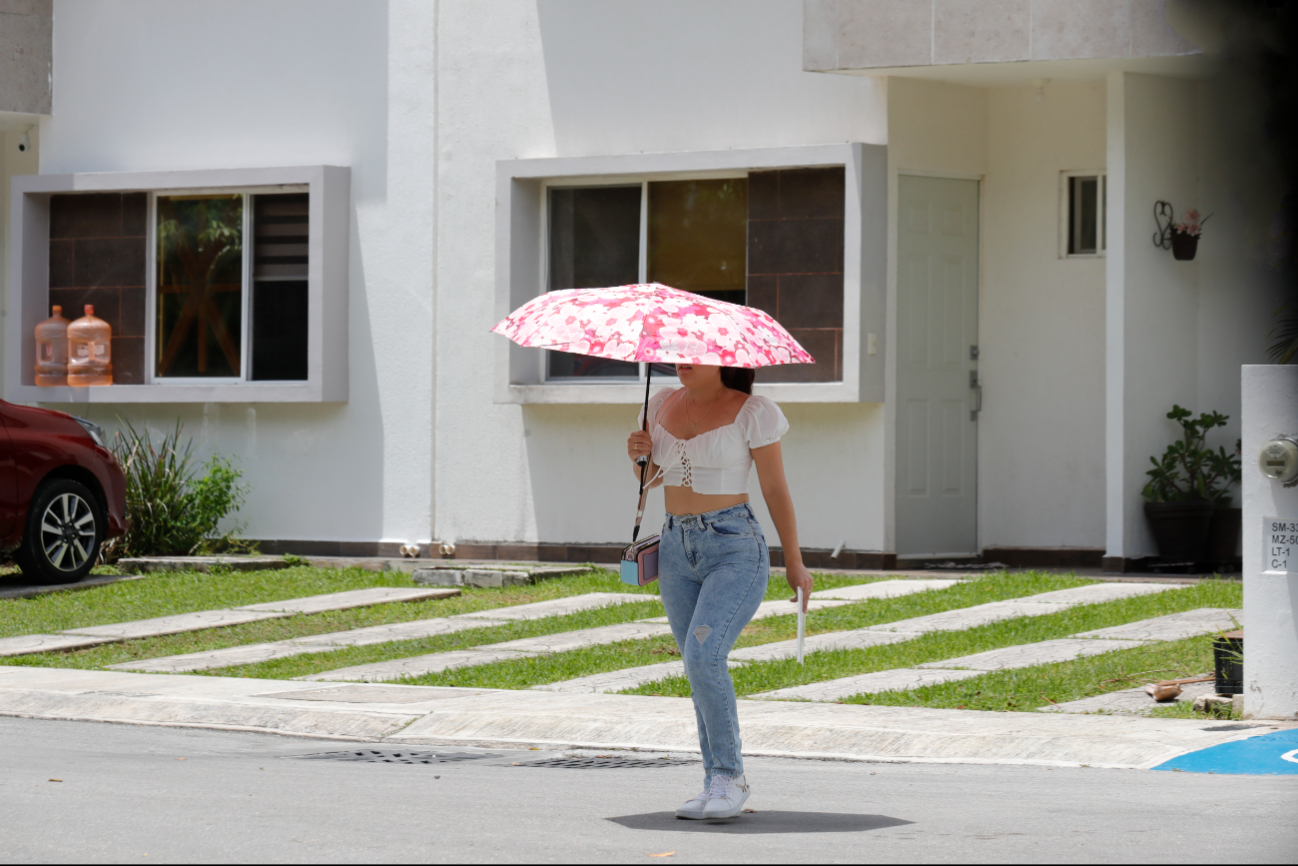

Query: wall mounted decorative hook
[[1153, 200, 1174, 250]]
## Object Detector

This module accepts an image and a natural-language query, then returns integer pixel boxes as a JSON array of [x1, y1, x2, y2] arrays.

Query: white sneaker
[[675, 788, 711, 820], [702, 773, 750, 819]]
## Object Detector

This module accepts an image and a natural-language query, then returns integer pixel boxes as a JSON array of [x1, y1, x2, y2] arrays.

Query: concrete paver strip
[[63, 609, 293, 639], [104, 591, 648, 674], [298, 649, 539, 682], [810, 578, 962, 601], [730, 628, 920, 662], [639, 597, 850, 624], [914, 637, 1152, 671], [1074, 608, 1243, 642], [486, 622, 673, 654], [253, 684, 496, 704], [106, 615, 514, 673], [0, 666, 1284, 770], [296, 622, 675, 683], [450, 592, 650, 621], [531, 659, 742, 694], [0, 574, 146, 600], [0, 634, 119, 657], [1013, 583, 1176, 605], [1039, 680, 1219, 715], [863, 600, 1076, 634], [754, 668, 984, 701], [233, 587, 459, 613]]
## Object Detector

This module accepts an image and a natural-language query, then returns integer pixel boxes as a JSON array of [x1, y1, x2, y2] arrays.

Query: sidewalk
[[0, 666, 1288, 771]]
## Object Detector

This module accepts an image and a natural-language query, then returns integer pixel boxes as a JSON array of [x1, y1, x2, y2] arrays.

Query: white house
[[0, 0, 1281, 570]]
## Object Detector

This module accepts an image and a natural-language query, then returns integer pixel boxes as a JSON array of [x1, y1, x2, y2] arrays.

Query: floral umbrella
[[491, 282, 814, 367], [492, 283, 814, 540]]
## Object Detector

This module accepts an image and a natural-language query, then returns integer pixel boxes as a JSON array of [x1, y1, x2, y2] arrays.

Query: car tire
[[15, 479, 104, 585]]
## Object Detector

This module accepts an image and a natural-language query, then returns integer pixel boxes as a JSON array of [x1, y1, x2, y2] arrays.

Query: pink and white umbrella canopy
[[490, 283, 814, 368]]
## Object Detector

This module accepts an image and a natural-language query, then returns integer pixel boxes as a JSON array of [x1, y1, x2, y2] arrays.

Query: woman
[[626, 363, 812, 820]]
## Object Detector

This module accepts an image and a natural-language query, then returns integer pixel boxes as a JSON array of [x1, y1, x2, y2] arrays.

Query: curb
[[1, 667, 1289, 770]]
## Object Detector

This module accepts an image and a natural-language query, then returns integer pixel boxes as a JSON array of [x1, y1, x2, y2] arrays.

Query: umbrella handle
[[631, 365, 653, 542]]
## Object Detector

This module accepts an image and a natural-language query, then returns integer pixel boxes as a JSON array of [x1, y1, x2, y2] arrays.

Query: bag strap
[[631, 389, 678, 541]]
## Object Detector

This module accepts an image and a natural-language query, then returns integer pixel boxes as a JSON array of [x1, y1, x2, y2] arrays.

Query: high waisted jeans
[[658, 503, 769, 785]]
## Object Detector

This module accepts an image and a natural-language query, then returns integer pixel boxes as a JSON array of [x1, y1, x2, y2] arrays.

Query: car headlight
[[71, 416, 106, 448]]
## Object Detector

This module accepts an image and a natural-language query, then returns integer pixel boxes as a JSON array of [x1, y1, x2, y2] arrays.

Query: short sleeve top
[[637, 388, 790, 494]]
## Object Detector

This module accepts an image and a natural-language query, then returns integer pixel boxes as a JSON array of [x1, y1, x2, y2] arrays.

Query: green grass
[[369, 571, 1093, 690], [620, 578, 1242, 700], [838, 635, 1217, 712], [175, 572, 892, 680], [0, 566, 884, 676]]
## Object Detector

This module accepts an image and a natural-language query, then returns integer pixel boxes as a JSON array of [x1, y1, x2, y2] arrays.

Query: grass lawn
[[837, 634, 1218, 712], [620, 578, 1242, 702], [355, 571, 1091, 689], [0, 565, 883, 675]]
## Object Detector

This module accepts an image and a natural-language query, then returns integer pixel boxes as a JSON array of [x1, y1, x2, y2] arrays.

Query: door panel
[[896, 176, 979, 556]]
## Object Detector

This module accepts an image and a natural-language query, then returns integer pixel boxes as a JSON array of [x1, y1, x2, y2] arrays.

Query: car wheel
[[15, 479, 104, 585]]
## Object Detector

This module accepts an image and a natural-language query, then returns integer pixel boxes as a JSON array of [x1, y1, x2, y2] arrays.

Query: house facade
[[1, 0, 1279, 568]]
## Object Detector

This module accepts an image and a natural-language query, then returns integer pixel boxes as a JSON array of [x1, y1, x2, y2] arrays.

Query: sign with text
[[1264, 517, 1298, 574]]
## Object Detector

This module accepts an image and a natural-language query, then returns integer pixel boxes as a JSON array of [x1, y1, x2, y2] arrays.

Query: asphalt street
[[1, 716, 1294, 864]]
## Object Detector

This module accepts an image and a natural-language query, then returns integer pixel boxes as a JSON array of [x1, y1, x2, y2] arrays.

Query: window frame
[[496, 144, 885, 404], [538, 174, 749, 386], [145, 185, 309, 386], [1058, 170, 1107, 259], [6, 165, 349, 403]]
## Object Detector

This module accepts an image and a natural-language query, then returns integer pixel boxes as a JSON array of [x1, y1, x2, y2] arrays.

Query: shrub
[[108, 421, 250, 559], [1142, 405, 1242, 506]]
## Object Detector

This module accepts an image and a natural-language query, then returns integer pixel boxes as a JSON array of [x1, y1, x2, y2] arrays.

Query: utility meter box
[[1259, 436, 1298, 484], [1242, 366, 1298, 720]]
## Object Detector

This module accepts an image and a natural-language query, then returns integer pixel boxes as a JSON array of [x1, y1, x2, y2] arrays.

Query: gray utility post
[[1242, 365, 1298, 720]]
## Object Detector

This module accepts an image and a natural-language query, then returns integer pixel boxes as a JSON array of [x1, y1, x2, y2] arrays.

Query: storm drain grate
[[516, 756, 698, 769], [284, 750, 502, 765], [1201, 724, 1261, 732]]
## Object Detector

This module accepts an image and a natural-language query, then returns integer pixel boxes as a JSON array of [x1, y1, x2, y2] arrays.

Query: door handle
[[970, 370, 982, 421]]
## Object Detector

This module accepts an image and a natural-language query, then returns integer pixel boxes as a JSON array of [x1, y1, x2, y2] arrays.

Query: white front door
[[895, 175, 980, 556]]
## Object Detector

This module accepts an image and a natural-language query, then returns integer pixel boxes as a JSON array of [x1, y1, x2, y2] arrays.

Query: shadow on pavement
[[607, 811, 913, 834]]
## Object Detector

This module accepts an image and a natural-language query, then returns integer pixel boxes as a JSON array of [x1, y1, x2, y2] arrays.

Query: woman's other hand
[[627, 430, 653, 463], [786, 562, 813, 612]]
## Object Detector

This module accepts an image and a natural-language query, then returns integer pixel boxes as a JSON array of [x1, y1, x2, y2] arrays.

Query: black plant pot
[[1206, 507, 1242, 571], [1145, 500, 1214, 565], [1213, 631, 1243, 696], [1171, 231, 1199, 260]]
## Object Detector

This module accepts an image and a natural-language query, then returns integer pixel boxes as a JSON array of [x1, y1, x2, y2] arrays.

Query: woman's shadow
[[607, 811, 913, 835]]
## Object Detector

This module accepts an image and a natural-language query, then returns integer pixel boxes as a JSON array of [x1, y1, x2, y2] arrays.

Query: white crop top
[[637, 388, 789, 494]]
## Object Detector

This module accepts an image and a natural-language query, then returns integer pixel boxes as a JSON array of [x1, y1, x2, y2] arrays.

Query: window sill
[[498, 381, 864, 405], [11, 382, 335, 404]]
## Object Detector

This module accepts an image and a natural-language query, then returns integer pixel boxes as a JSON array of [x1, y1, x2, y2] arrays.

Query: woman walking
[[626, 362, 812, 820]]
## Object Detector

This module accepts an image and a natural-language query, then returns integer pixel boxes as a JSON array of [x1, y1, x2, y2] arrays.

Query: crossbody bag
[[620, 392, 678, 586]]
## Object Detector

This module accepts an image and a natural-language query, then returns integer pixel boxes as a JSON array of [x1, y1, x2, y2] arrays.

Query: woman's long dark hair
[[720, 367, 756, 395]]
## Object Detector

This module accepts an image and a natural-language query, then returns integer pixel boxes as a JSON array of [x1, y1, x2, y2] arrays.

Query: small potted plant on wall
[[1171, 209, 1206, 260], [1142, 405, 1242, 569]]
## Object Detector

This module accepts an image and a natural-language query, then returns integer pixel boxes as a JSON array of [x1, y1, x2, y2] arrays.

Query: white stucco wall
[[35, 0, 435, 549], [980, 81, 1108, 550], [1104, 70, 1277, 560], [435, 0, 888, 551]]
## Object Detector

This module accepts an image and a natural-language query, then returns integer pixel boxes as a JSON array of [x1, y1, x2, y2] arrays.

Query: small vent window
[[1062, 172, 1106, 258]]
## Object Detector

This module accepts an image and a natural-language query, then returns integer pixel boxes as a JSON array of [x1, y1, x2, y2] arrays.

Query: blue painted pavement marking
[[1152, 728, 1298, 775]]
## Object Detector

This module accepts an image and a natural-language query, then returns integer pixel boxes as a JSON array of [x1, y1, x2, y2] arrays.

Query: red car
[[0, 401, 127, 584]]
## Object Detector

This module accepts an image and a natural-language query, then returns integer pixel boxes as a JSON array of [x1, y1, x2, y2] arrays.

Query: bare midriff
[[664, 487, 749, 517]]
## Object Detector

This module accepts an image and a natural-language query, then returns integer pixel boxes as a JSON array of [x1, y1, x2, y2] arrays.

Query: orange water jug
[[67, 305, 113, 386], [35, 305, 70, 386]]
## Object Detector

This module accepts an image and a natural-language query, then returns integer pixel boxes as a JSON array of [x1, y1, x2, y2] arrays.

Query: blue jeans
[[658, 503, 769, 785]]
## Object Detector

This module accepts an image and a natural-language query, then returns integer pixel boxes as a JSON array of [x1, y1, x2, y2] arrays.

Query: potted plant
[[1142, 405, 1242, 567], [1170, 209, 1207, 260]]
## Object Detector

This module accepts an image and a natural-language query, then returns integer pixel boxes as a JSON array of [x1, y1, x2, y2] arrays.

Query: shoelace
[[707, 774, 735, 800]]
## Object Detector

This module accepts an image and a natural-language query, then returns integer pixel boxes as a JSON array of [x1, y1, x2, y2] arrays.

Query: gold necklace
[[686, 390, 721, 433]]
